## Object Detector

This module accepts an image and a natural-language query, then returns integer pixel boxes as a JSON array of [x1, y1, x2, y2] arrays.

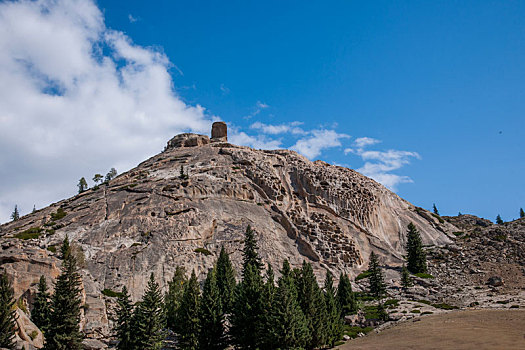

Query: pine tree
[[32, 205, 37, 213], [10, 205, 19, 221], [114, 286, 134, 350], [242, 225, 263, 274], [77, 177, 88, 194], [336, 272, 356, 317], [229, 264, 264, 350], [433, 203, 439, 215], [368, 252, 386, 299], [0, 272, 17, 349], [297, 261, 327, 349], [199, 268, 226, 350], [259, 264, 277, 350], [406, 222, 427, 274], [45, 236, 83, 350], [133, 273, 165, 350], [165, 266, 187, 332], [496, 215, 504, 225], [215, 246, 236, 313], [401, 264, 412, 291], [324, 271, 343, 347], [271, 260, 310, 349], [31, 275, 51, 335], [520, 208, 525, 218], [377, 301, 389, 321], [92, 174, 103, 185], [105, 168, 117, 182], [177, 270, 200, 350]]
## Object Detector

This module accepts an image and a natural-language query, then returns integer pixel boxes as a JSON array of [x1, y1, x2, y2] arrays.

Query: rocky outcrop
[[0, 127, 454, 341], [211, 121, 227, 142]]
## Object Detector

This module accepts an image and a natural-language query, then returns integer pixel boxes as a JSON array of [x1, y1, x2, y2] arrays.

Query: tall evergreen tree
[[405, 222, 427, 274], [10, 205, 19, 221], [77, 177, 88, 194], [133, 273, 165, 350], [215, 246, 236, 313], [242, 225, 263, 274], [105, 168, 117, 182], [177, 271, 200, 350], [520, 208, 525, 218], [297, 261, 327, 349], [432, 203, 439, 215], [271, 260, 310, 349], [400, 264, 412, 291], [31, 275, 51, 335], [165, 266, 187, 332], [336, 272, 356, 317], [259, 264, 277, 350], [114, 286, 134, 350], [368, 252, 386, 299], [45, 236, 83, 350], [0, 272, 17, 349], [323, 271, 343, 347], [92, 174, 103, 186], [496, 214, 504, 225], [199, 268, 226, 350], [229, 264, 264, 350]]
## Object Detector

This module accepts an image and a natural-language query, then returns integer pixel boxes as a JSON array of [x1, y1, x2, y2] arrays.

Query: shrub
[[343, 325, 374, 339], [17, 298, 28, 313], [194, 247, 212, 256], [452, 231, 464, 237], [431, 213, 445, 224], [414, 273, 434, 279], [411, 309, 420, 313], [13, 227, 43, 240], [45, 229, 55, 236], [355, 271, 372, 281], [50, 208, 67, 220], [47, 245, 57, 253], [29, 330, 38, 340], [510, 305, 520, 309], [384, 299, 399, 308], [101, 289, 124, 298], [421, 311, 433, 315], [432, 303, 458, 310]]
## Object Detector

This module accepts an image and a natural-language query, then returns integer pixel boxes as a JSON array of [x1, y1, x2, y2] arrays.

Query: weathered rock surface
[[0, 128, 455, 340]]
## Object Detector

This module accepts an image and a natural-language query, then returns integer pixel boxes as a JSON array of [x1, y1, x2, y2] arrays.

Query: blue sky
[[102, 0, 525, 220], [0, 0, 523, 222]]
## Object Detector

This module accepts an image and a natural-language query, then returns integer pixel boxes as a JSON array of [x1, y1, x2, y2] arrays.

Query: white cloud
[[290, 130, 350, 159], [244, 100, 270, 119], [220, 83, 230, 94], [353, 137, 381, 149], [0, 0, 213, 222], [250, 121, 305, 135], [229, 131, 282, 150], [256, 101, 269, 109], [128, 14, 138, 23], [346, 140, 421, 190]]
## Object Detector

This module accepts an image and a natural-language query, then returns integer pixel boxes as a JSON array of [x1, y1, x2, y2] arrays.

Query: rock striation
[[0, 124, 455, 344]]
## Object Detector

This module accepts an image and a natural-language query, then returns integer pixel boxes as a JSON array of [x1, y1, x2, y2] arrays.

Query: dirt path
[[338, 309, 525, 350]]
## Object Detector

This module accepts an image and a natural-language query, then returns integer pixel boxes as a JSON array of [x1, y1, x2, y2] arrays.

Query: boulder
[[487, 276, 504, 287]]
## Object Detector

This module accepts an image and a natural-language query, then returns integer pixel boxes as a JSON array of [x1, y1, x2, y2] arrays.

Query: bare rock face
[[211, 121, 227, 142], [0, 126, 455, 341], [165, 133, 210, 150]]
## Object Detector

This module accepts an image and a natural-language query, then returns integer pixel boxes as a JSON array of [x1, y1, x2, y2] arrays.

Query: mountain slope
[[0, 130, 453, 341]]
